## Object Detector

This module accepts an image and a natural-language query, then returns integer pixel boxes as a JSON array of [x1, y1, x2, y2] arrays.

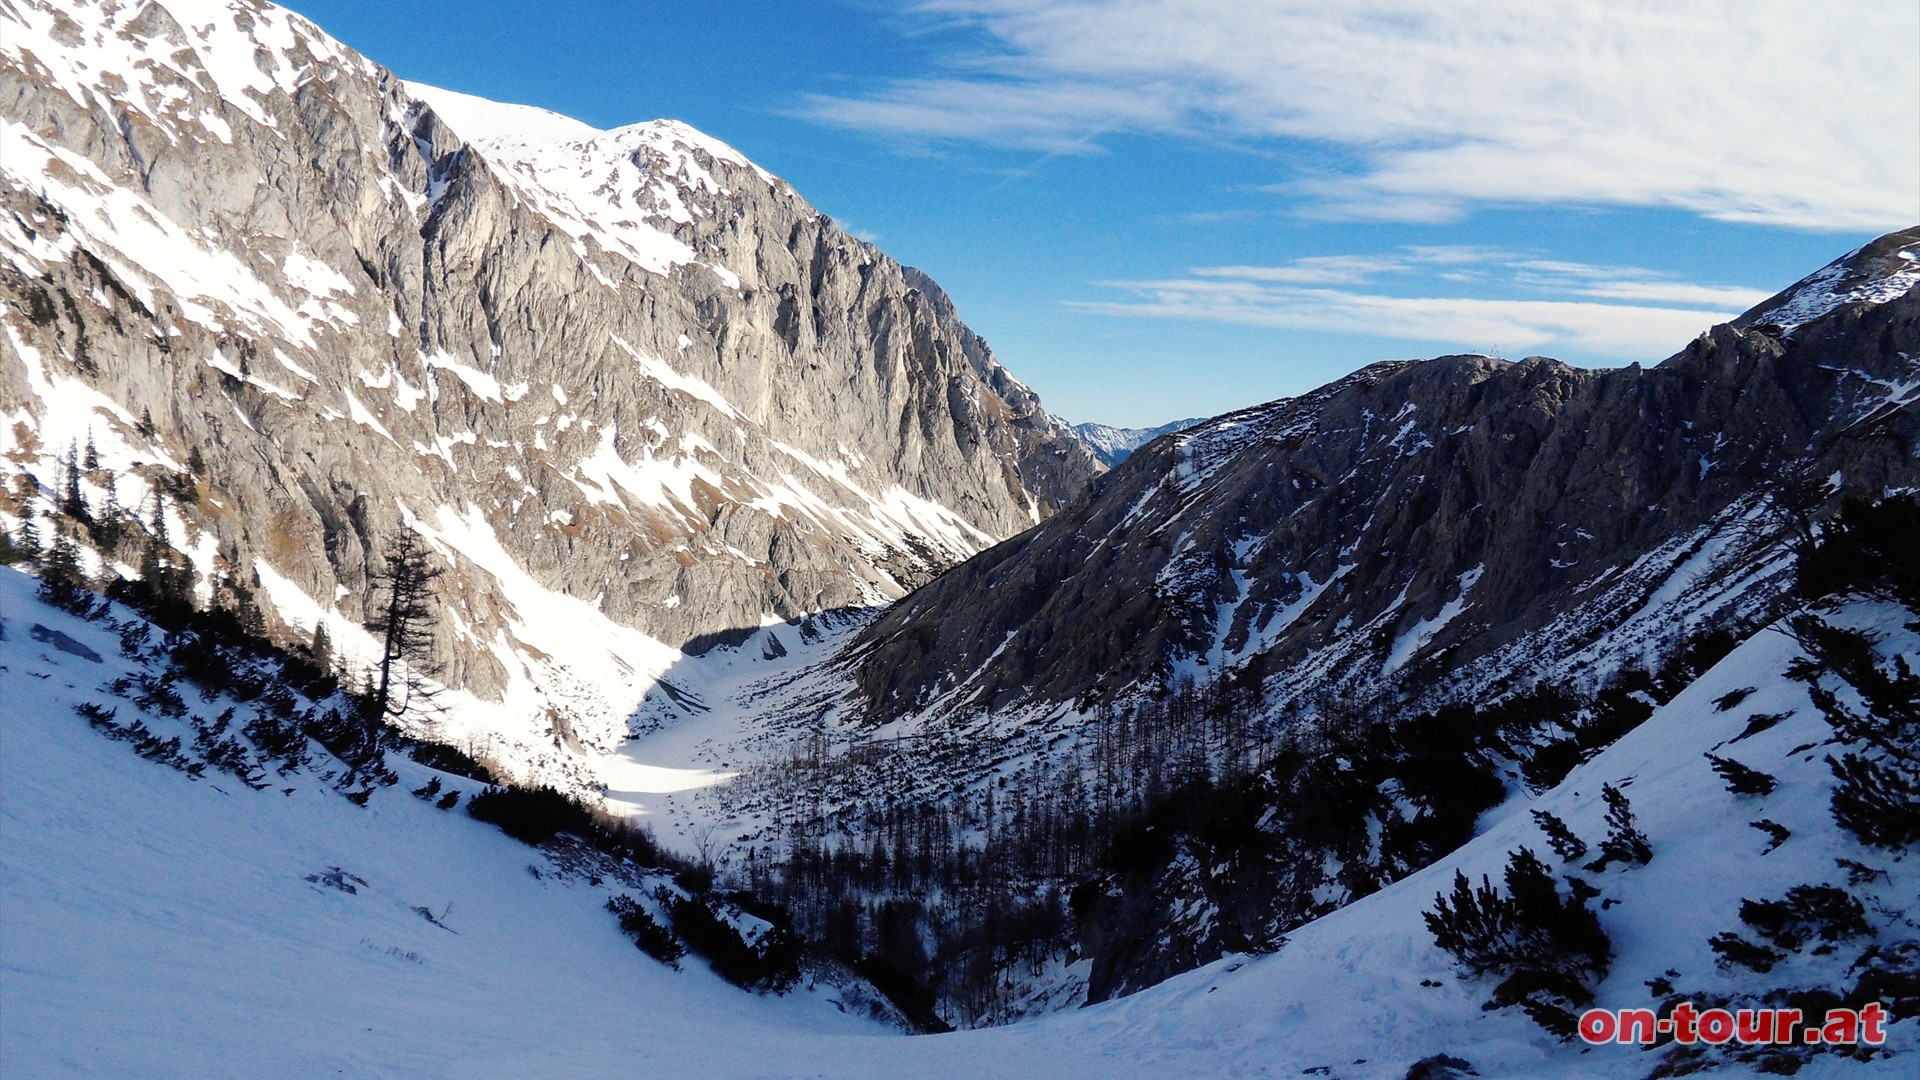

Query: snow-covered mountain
[[848, 230, 1919, 724], [606, 229, 1920, 1017], [0, 0, 1098, 788], [1068, 416, 1204, 467], [4, 0, 1918, 1066]]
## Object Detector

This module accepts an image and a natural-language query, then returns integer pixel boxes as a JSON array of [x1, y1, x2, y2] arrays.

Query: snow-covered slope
[[0, 568, 894, 1076], [6, 565, 1913, 1076], [1738, 231, 1920, 333]]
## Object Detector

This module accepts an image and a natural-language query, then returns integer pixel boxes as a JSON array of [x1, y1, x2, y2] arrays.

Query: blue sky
[[295, 0, 1917, 428]]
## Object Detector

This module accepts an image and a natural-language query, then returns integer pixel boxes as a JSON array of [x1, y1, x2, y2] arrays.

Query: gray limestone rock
[[0, 0, 1097, 717]]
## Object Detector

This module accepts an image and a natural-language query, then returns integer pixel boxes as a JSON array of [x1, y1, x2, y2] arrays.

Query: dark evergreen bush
[[1710, 883, 1869, 973], [37, 534, 90, 613], [1707, 753, 1778, 797], [1425, 846, 1612, 1030], [607, 894, 684, 969], [1797, 494, 1920, 607], [1739, 884, 1870, 951], [1583, 784, 1652, 871], [398, 738, 493, 783], [466, 784, 600, 845], [1530, 810, 1588, 863], [666, 892, 801, 992], [1789, 614, 1920, 850]]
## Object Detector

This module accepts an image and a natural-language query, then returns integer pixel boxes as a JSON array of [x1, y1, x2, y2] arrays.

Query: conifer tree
[[363, 529, 444, 730], [137, 489, 194, 621], [1530, 809, 1588, 863], [94, 475, 124, 552], [1583, 784, 1652, 871], [310, 621, 334, 672], [38, 530, 89, 612], [60, 443, 87, 524], [18, 504, 40, 558], [0, 505, 33, 566]]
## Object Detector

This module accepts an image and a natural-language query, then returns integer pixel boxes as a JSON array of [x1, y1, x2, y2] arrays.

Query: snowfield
[[4, 566, 1911, 1077]]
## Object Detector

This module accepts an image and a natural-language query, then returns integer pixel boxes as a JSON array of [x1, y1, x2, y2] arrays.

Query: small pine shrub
[[243, 712, 309, 774], [1530, 809, 1589, 863], [1789, 614, 1920, 851], [1797, 495, 1920, 607], [1424, 846, 1612, 1031], [607, 894, 684, 969], [1749, 819, 1791, 853], [1706, 753, 1777, 797], [75, 701, 117, 729], [1710, 883, 1869, 973], [1738, 885, 1870, 952], [1583, 784, 1652, 871], [466, 784, 600, 845], [1709, 931, 1784, 973], [1827, 753, 1920, 849], [667, 892, 802, 993], [400, 738, 493, 783]]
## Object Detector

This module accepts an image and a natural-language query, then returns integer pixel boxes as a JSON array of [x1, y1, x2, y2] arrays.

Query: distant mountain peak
[[1068, 416, 1206, 467]]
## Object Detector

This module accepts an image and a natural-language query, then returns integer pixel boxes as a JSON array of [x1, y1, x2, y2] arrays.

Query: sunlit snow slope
[[5, 563, 1912, 1077]]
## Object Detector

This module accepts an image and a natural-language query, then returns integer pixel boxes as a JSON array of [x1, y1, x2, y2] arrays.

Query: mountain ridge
[[839, 229, 1920, 727], [0, 0, 1099, 788]]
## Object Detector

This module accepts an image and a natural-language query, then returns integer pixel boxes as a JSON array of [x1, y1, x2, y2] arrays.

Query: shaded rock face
[[0, 0, 1097, 712], [848, 229, 1920, 722], [827, 231, 1916, 1012]]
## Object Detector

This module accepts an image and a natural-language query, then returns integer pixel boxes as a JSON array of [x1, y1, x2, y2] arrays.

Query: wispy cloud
[[1076, 248, 1774, 359], [801, 1, 1920, 231]]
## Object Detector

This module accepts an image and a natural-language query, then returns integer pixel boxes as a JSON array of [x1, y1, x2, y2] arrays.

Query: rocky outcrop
[[0, 0, 1096, 779], [846, 229, 1920, 721]]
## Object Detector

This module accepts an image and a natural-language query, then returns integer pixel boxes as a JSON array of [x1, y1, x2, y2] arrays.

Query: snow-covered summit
[[1737, 226, 1920, 333], [406, 81, 775, 283]]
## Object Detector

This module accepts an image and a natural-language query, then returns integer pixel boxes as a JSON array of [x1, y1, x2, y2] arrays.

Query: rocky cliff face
[[0, 0, 1097, 782], [845, 229, 1919, 725]]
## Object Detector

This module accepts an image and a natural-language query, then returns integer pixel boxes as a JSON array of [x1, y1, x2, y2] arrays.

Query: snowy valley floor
[[2, 566, 1914, 1078]]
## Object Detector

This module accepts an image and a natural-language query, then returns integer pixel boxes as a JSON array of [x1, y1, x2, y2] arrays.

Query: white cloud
[[805, 0, 1920, 230], [1073, 284, 1732, 358], [1190, 255, 1402, 285], [1077, 248, 1774, 359]]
